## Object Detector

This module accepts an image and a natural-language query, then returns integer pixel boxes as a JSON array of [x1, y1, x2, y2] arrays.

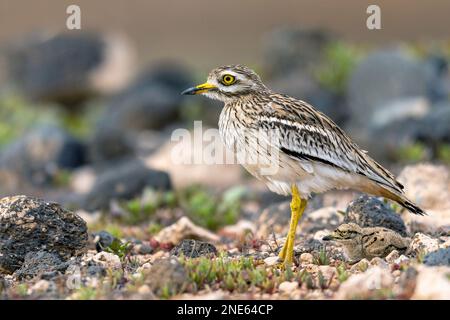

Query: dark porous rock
[[0, 126, 86, 186], [263, 27, 333, 78], [345, 195, 407, 236], [13, 251, 70, 280], [0, 195, 88, 274], [6, 32, 133, 106], [86, 264, 107, 277], [171, 239, 217, 258], [424, 248, 450, 266], [82, 159, 172, 211], [144, 258, 187, 296], [93, 231, 116, 252]]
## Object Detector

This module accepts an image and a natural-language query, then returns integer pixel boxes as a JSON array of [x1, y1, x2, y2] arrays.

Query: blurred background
[[0, 0, 449, 229]]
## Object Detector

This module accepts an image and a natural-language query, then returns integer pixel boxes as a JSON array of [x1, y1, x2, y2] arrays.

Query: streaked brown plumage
[[182, 64, 425, 265], [323, 223, 411, 262]]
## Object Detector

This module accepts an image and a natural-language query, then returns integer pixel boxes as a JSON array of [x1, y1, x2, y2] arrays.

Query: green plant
[[180, 185, 245, 230], [314, 42, 363, 94], [179, 253, 302, 295], [103, 238, 132, 261], [74, 287, 98, 300], [336, 262, 349, 283], [395, 142, 428, 163], [437, 144, 450, 164], [314, 247, 330, 265]]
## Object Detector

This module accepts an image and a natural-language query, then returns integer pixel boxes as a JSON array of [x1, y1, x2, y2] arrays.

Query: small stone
[[279, 281, 298, 294], [394, 255, 410, 265], [170, 239, 217, 258], [385, 250, 400, 263], [93, 231, 116, 252], [423, 248, 450, 266], [409, 233, 439, 255], [155, 217, 219, 244], [220, 220, 256, 238], [337, 266, 395, 299], [135, 243, 154, 255], [318, 266, 336, 280], [92, 252, 122, 270], [370, 257, 389, 269], [350, 258, 370, 273], [31, 280, 50, 293], [264, 256, 279, 266], [299, 253, 314, 265], [137, 284, 151, 295], [344, 195, 407, 236]]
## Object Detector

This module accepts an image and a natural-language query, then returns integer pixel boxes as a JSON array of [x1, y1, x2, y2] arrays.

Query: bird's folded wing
[[256, 97, 404, 193]]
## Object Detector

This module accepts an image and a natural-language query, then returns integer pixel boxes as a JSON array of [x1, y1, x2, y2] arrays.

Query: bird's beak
[[181, 82, 217, 95], [322, 233, 336, 241]]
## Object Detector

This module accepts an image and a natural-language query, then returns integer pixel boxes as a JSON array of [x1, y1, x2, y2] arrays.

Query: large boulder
[[0, 126, 86, 187], [347, 49, 430, 158], [81, 159, 172, 211], [89, 63, 193, 163], [6, 33, 134, 106], [348, 49, 428, 131], [0, 195, 88, 274]]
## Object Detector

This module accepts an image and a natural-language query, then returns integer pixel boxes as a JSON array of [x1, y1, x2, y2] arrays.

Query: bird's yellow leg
[[278, 185, 307, 265]]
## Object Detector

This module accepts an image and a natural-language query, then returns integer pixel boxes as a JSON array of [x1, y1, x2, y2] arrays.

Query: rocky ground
[[0, 163, 449, 300]]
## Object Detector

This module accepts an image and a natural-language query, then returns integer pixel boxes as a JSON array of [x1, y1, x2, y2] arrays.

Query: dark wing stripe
[[280, 147, 343, 170], [281, 146, 397, 190]]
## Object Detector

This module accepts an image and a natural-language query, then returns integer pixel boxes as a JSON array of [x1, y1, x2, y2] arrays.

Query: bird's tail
[[377, 186, 426, 216]]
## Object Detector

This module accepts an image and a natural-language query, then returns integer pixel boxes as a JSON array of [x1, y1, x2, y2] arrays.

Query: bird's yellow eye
[[221, 74, 236, 86]]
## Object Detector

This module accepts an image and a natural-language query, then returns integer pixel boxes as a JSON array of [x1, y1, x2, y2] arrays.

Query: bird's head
[[181, 65, 268, 102], [322, 223, 362, 242]]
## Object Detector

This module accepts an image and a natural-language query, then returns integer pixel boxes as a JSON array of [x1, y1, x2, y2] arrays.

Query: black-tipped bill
[[181, 83, 216, 95], [322, 235, 334, 241]]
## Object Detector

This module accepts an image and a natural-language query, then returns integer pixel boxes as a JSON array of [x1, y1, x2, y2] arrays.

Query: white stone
[[411, 266, 450, 300], [299, 253, 314, 265], [409, 233, 439, 255], [92, 252, 122, 270], [279, 281, 298, 294], [264, 256, 279, 266], [385, 250, 400, 263], [336, 266, 394, 299], [154, 216, 219, 244]]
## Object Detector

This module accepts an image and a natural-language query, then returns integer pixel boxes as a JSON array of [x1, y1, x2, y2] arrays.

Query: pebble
[[409, 233, 439, 255], [92, 252, 122, 270], [394, 255, 410, 265], [350, 258, 370, 273], [385, 250, 400, 263], [370, 257, 389, 269], [263, 256, 279, 266], [279, 281, 298, 294], [299, 253, 314, 265]]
